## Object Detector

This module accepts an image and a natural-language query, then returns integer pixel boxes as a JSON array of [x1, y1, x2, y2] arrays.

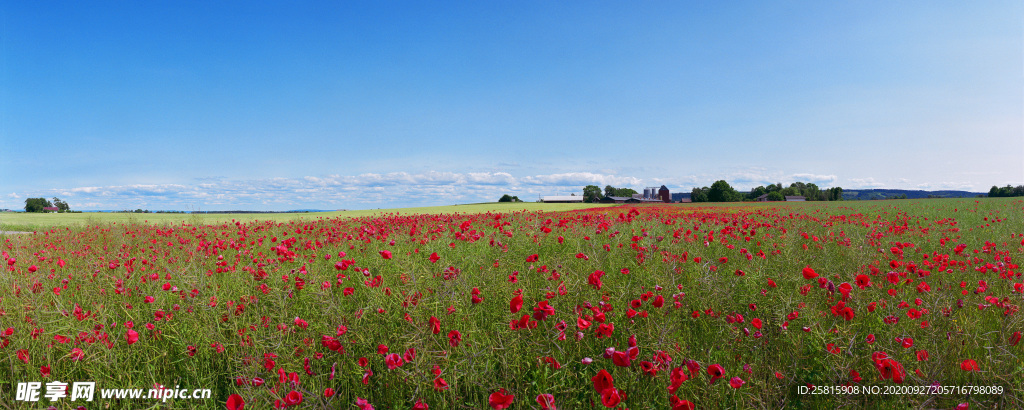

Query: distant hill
[[841, 189, 984, 200]]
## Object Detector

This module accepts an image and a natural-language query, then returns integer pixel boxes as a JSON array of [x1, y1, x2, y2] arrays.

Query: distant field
[[0, 202, 619, 231]]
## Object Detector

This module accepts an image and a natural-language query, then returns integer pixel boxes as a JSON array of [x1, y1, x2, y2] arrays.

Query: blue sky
[[2, 1, 1021, 211]]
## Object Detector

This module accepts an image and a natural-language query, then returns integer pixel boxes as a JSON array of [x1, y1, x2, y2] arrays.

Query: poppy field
[[1, 199, 1022, 409]]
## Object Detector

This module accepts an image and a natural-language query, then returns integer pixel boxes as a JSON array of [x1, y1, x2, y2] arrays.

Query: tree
[[52, 197, 70, 212], [614, 187, 638, 197], [24, 198, 52, 213], [690, 187, 709, 203], [707, 180, 739, 202], [827, 187, 843, 201], [748, 186, 767, 200], [767, 191, 784, 201], [604, 185, 615, 197], [583, 185, 602, 203], [803, 183, 821, 201], [498, 194, 513, 203]]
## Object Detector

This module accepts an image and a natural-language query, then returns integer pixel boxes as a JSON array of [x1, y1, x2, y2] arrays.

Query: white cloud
[[848, 178, 886, 189], [791, 173, 838, 186], [520, 172, 642, 187], [6, 192, 19, 199], [17, 171, 651, 210]]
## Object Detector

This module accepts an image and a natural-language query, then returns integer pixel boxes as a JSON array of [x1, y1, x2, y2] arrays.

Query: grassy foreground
[[0, 199, 1021, 409]]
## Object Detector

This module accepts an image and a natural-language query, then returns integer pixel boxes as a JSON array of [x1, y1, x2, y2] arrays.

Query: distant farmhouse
[[42, 207, 59, 212]]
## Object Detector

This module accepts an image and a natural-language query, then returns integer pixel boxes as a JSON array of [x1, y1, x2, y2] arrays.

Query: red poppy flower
[[916, 350, 929, 361], [536, 394, 556, 409], [488, 389, 514, 409], [668, 366, 688, 393], [669, 395, 695, 410], [125, 329, 139, 345], [510, 295, 523, 313], [384, 353, 404, 370], [1011, 331, 1022, 346], [849, 370, 861, 383], [355, 397, 374, 410], [960, 359, 979, 372], [448, 330, 462, 347], [875, 357, 905, 384], [640, 361, 657, 376], [433, 377, 449, 390], [729, 376, 745, 388], [595, 323, 614, 338], [429, 252, 440, 263], [592, 369, 614, 392], [404, 348, 416, 362], [751, 318, 763, 330], [429, 316, 441, 335], [707, 364, 725, 384], [612, 351, 631, 367], [284, 390, 303, 406], [324, 388, 335, 398], [379, 250, 392, 259], [226, 394, 245, 410], [802, 266, 818, 279], [533, 300, 555, 321], [600, 388, 621, 408]]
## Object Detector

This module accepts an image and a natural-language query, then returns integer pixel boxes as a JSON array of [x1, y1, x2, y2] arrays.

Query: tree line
[[690, 181, 843, 202], [988, 185, 1024, 197]]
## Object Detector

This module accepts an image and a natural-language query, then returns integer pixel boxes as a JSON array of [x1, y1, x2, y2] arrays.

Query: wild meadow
[[1, 199, 1021, 409]]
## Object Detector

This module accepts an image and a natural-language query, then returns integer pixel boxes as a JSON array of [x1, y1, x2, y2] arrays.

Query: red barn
[[659, 185, 670, 203]]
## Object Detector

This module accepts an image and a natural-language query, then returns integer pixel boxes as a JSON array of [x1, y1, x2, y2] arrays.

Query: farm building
[[43, 207, 59, 213], [756, 194, 769, 202], [599, 196, 633, 204], [540, 196, 584, 203]]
